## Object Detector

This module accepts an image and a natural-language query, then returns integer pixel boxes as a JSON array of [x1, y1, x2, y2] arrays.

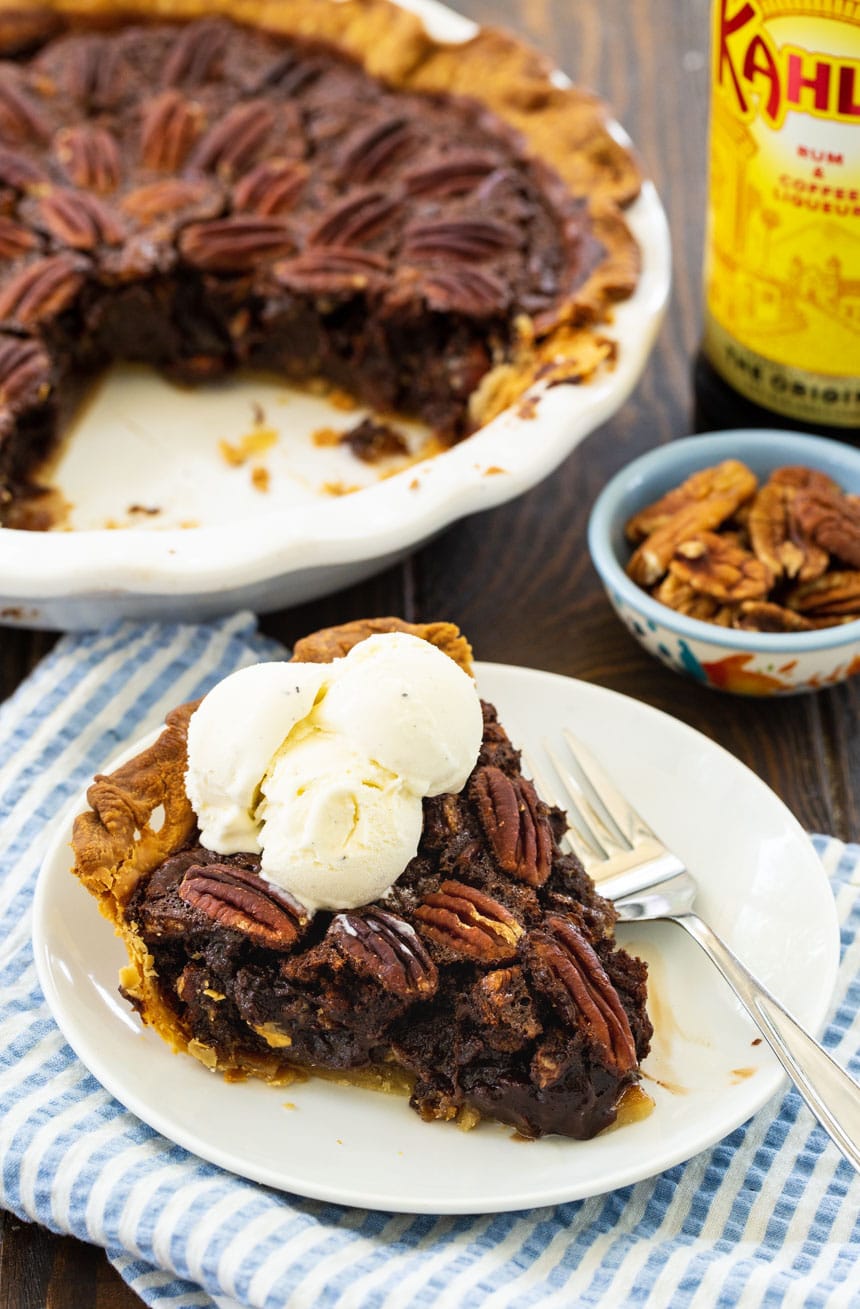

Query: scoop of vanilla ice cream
[[183, 632, 483, 913], [315, 632, 484, 796], [258, 729, 423, 911], [185, 660, 327, 854]]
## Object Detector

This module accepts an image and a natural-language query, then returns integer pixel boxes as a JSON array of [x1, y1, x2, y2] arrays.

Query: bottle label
[[703, 0, 860, 426]]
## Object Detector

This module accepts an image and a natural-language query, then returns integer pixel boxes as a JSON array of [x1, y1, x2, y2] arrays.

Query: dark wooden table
[[3, 0, 858, 1304]]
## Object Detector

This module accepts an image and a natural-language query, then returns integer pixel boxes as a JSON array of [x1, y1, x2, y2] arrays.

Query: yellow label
[[703, 0, 860, 425]]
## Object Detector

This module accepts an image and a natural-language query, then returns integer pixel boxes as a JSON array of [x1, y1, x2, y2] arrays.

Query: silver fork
[[526, 730, 860, 1173]]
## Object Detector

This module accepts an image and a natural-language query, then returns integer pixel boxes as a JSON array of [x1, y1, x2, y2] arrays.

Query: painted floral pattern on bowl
[[610, 589, 860, 696]]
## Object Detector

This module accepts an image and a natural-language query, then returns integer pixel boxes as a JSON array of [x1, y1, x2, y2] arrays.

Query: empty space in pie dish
[[39, 366, 436, 532]]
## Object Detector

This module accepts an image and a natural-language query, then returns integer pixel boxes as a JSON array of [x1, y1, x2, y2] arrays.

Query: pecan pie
[[72, 617, 651, 1140], [0, 0, 640, 524]]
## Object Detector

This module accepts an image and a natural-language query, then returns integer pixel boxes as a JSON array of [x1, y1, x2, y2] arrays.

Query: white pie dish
[[0, 0, 671, 632]]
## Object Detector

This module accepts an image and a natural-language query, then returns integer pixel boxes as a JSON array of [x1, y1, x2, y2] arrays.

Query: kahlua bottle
[[695, 0, 860, 438]]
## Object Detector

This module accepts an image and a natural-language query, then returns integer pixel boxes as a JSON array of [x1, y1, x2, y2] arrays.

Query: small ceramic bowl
[[588, 429, 860, 695]]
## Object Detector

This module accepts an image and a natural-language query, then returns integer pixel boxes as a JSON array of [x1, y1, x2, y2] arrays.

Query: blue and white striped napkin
[[2, 614, 859, 1309]]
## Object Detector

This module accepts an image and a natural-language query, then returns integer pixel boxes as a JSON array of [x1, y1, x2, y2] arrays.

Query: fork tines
[[523, 730, 672, 887]]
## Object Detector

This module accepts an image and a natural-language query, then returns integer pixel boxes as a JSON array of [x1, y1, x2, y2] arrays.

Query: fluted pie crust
[[71, 617, 651, 1140], [0, 0, 641, 522]]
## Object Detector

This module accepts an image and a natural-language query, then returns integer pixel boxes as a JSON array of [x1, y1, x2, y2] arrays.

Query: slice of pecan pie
[[0, 0, 640, 524], [72, 617, 651, 1140]]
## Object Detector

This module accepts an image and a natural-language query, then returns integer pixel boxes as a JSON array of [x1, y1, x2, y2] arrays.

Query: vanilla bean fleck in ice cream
[[184, 633, 483, 913]]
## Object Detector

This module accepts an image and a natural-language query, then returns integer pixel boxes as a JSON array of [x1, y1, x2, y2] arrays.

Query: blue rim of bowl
[[588, 430, 860, 654]]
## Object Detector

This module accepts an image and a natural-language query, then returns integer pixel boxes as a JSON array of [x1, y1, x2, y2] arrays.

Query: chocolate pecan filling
[[127, 700, 651, 1140], [0, 10, 626, 524]]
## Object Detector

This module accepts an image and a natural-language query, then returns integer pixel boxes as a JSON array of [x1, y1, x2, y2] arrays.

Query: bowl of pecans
[[588, 429, 860, 695]]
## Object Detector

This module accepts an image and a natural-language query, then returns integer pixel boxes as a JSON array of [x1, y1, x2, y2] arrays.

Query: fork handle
[[674, 912, 860, 1172]]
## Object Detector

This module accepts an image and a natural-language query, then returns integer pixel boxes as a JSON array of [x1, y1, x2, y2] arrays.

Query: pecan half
[[0, 217, 38, 261], [413, 880, 524, 963], [162, 19, 227, 87], [273, 246, 388, 295], [404, 153, 499, 198], [121, 178, 217, 223], [140, 91, 203, 173], [233, 159, 307, 216], [308, 191, 400, 248], [0, 71, 48, 144], [785, 570, 860, 618], [748, 481, 789, 578], [0, 252, 87, 325], [0, 334, 51, 409], [733, 600, 813, 633], [472, 765, 553, 887], [190, 100, 275, 180], [792, 486, 860, 569], [179, 217, 293, 272], [748, 479, 829, 583], [668, 531, 773, 603], [625, 460, 757, 544], [420, 266, 509, 316], [402, 218, 522, 262], [339, 117, 412, 184], [528, 915, 637, 1074], [59, 35, 124, 109], [54, 125, 121, 193], [626, 461, 758, 587], [178, 863, 308, 950], [330, 908, 438, 998], [37, 189, 124, 251], [0, 145, 49, 192]]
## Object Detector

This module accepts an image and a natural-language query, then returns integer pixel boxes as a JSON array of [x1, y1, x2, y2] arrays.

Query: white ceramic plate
[[0, 0, 671, 630], [33, 664, 839, 1214]]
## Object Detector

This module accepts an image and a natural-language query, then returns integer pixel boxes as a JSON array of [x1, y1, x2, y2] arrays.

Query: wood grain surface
[[3, 0, 857, 1303]]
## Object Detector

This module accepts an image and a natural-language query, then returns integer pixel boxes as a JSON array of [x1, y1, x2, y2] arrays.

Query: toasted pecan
[[626, 461, 757, 587], [749, 475, 829, 583], [179, 864, 309, 950], [626, 461, 860, 632], [668, 532, 773, 604], [792, 487, 860, 570], [625, 460, 756, 544], [413, 880, 524, 963]]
